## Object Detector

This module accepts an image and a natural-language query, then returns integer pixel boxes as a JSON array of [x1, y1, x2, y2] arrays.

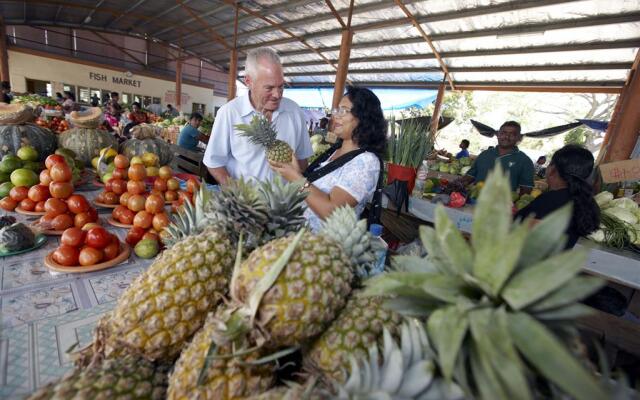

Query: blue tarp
[[283, 88, 437, 111]]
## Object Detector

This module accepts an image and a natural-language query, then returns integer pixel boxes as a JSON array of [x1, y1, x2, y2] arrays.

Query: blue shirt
[[203, 94, 314, 182], [178, 124, 200, 150], [455, 149, 469, 159]]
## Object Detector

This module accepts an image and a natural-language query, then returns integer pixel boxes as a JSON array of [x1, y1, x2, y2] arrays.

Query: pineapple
[[83, 226, 234, 365], [229, 207, 381, 347], [167, 313, 274, 400], [29, 355, 169, 400], [235, 114, 293, 163], [304, 292, 403, 383], [365, 166, 608, 400]]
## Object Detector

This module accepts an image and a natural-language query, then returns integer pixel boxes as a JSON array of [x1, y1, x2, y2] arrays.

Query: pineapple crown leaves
[[163, 181, 211, 247], [320, 206, 385, 280], [364, 167, 607, 400], [258, 176, 309, 241], [333, 319, 465, 400], [235, 114, 278, 148]]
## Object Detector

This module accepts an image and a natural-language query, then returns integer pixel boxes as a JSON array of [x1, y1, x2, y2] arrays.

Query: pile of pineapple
[[32, 168, 622, 400]]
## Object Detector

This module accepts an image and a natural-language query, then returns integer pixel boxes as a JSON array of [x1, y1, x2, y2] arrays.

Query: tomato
[[67, 194, 90, 214], [142, 231, 159, 242], [111, 179, 127, 195], [119, 208, 135, 225], [112, 205, 126, 221], [119, 192, 131, 206], [103, 191, 119, 205], [39, 169, 53, 186], [114, 155, 129, 169], [45, 154, 66, 170], [127, 180, 146, 195], [51, 213, 74, 230], [186, 178, 200, 194], [133, 211, 153, 229], [165, 190, 178, 202], [178, 191, 192, 205], [104, 179, 113, 193], [103, 241, 120, 261], [95, 191, 105, 203], [44, 198, 68, 216], [153, 178, 168, 192], [158, 166, 173, 180], [79, 246, 104, 266], [87, 207, 99, 222], [145, 194, 164, 214], [111, 168, 125, 180], [126, 226, 146, 246], [61, 227, 86, 247], [81, 222, 100, 231], [53, 245, 80, 266], [167, 178, 180, 191], [85, 226, 111, 249], [28, 185, 50, 203], [127, 194, 146, 212], [128, 164, 147, 181], [0, 197, 18, 211], [40, 212, 57, 226], [50, 182, 74, 199], [34, 200, 46, 212], [74, 212, 93, 229], [19, 198, 36, 211], [49, 163, 72, 183], [9, 186, 29, 202], [149, 189, 164, 199]]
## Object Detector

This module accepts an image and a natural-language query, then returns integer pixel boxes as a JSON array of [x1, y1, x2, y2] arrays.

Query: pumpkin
[[0, 124, 58, 161], [130, 123, 160, 140], [70, 107, 102, 129], [58, 127, 118, 166], [0, 104, 34, 125], [120, 137, 173, 166]]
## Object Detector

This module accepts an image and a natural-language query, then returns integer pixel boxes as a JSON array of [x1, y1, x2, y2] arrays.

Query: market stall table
[[383, 194, 640, 291], [0, 185, 155, 398]]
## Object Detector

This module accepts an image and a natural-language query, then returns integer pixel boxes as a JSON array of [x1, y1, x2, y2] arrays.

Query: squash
[[0, 124, 58, 161], [58, 127, 118, 166], [120, 137, 173, 166], [0, 223, 35, 252], [0, 104, 34, 125], [130, 123, 160, 140], [70, 107, 102, 129]]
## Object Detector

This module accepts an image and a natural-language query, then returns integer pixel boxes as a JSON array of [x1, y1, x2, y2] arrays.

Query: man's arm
[[208, 167, 231, 185], [198, 133, 210, 143]]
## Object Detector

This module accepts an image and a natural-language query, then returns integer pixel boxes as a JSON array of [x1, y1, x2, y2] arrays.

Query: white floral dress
[[304, 151, 380, 232]]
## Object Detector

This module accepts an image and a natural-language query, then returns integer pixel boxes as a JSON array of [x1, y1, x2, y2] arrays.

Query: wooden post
[[227, 49, 238, 101], [600, 50, 640, 163], [429, 82, 446, 136], [0, 16, 9, 83], [175, 60, 182, 111], [331, 28, 353, 109]]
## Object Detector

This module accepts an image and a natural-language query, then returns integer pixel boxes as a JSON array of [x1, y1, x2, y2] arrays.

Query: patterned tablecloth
[[0, 186, 154, 399]]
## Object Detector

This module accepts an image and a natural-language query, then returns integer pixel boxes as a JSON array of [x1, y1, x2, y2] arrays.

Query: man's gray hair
[[244, 47, 282, 79]]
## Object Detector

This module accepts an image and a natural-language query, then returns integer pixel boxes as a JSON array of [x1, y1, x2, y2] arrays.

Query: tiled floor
[[0, 191, 153, 399]]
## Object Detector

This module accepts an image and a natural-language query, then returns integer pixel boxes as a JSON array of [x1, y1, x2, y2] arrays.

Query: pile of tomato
[[52, 226, 123, 266], [35, 117, 69, 133]]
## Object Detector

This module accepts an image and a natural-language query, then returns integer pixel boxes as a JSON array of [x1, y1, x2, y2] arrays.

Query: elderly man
[[459, 121, 534, 193], [203, 47, 313, 184]]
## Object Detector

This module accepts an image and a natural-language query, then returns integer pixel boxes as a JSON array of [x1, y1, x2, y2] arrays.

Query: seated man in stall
[[455, 139, 470, 159], [457, 121, 534, 193], [178, 112, 209, 151]]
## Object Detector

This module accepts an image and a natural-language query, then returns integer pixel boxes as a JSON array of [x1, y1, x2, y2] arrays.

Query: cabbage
[[604, 207, 638, 224], [588, 229, 605, 243], [594, 191, 614, 207], [610, 197, 638, 210], [461, 166, 471, 175]]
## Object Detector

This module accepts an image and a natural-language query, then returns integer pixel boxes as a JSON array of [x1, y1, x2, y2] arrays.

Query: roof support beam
[[104, 0, 148, 27], [394, 0, 454, 90], [81, 0, 105, 24], [279, 63, 632, 77], [278, 39, 640, 68], [92, 30, 147, 68], [331, 0, 355, 109], [220, 0, 340, 74], [0, 16, 10, 82], [228, 2, 239, 101], [325, 0, 346, 29], [175, 0, 231, 51], [152, 4, 229, 38], [429, 81, 446, 137], [600, 49, 640, 163]]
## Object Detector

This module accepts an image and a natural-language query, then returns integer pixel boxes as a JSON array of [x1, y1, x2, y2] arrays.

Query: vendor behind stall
[[515, 144, 600, 249], [458, 121, 534, 193], [455, 139, 470, 159]]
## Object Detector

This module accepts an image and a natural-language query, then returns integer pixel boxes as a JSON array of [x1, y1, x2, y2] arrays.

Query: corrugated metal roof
[[2, 0, 639, 91]]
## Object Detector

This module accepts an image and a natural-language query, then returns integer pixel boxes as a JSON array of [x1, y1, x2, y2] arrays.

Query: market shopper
[[515, 144, 600, 249], [61, 91, 77, 114], [1, 81, 13, 103], [458, 121, 534, 192], [128, 102, 149, 125], [203, 47, 313, 184], [164, 104, 179, 118], [178, 112, 209, 150], [270, 86, 386, 232]]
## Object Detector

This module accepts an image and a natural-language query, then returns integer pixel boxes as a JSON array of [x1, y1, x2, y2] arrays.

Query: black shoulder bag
[[303, 142, 384, 227]]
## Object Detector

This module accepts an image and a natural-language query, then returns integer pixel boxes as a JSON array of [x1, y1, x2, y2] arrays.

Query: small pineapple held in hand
[[235, 114, 293, 163]]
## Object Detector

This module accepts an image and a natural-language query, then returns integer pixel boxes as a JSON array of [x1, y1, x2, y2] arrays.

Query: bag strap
[[303, 144, 367, 183], [368, 156, 384, 227]]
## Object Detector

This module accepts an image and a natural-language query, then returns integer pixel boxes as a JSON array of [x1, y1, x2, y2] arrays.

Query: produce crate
[[170, 144, 209, 179]]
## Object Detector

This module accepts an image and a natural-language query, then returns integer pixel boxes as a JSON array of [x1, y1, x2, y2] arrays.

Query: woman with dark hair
[[270, 86, 387, 231], [128, 102, 149, 125], [515, 144, 600, 248], [61, 91, 76, 114]]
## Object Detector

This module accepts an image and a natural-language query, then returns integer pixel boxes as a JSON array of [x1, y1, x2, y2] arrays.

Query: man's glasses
[[331, 107, 352, 116]]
